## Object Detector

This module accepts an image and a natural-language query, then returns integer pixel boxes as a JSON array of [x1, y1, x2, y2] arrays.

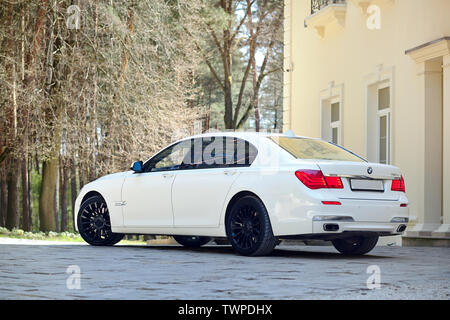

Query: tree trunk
[[273, 107, 278, 130], [39, 1, 61, 233], [0, 163, 7, 227], [54, 171, 59, 232], [39, 159, 58, 231], [4, 3, 18, 231], [70, 160, 77, 231], [21, 158, 30, 231], [27, 159, 32, 230], [246, 0, 260, 132], [79, 161, 87, 190], [35, 153, 40, 174], [60, 162, 68, 232], [224, 82, 234, 129], [6, 161, 20, 230]]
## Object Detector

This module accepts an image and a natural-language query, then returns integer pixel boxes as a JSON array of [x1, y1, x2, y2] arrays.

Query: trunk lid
[[315, 161, 401, 180], [303, 160, 402, 201]]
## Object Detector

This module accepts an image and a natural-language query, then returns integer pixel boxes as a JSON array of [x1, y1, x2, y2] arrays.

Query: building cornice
[[405, 37, 450, 63]]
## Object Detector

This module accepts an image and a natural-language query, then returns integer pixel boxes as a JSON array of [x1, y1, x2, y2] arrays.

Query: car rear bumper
[[307, 199, 409, 236], [270, 196, 409, 237], [312, 220, 407, 235]]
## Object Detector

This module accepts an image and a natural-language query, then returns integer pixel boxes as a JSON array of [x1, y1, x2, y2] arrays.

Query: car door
[[172, 136, 256, 227], [121, 140, 191, 227]]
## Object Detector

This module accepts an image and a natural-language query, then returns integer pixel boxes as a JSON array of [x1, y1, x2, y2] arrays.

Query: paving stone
[[0, 238, 449, 299]]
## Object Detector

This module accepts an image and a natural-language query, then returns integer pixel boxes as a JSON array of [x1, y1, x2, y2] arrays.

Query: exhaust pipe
[[323, 223, 339, 232]]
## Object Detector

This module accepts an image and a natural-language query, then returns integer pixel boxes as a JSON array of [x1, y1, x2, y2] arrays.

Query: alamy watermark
[[366, 265, 381, 289], [66, 265, 81, 290], [66, 5, 81, 30], [366, 5, 381, 30]]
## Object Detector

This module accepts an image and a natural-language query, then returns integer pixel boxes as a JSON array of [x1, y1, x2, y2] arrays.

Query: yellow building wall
[[284, 0, 450, 236]]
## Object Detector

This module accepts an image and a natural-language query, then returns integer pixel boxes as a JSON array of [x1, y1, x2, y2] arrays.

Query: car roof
[[187, 131, 314, 140]]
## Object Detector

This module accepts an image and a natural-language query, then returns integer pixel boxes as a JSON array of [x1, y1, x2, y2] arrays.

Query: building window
[[321, 99, 341, 144], [320, 82, 344, 145], [377, 87, 390, 164], [330, 102, 340, 144], [364, 64, 394, 164]]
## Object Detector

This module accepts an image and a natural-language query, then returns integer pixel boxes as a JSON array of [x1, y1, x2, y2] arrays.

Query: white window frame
[[364, 64, 395, 164], [319, 82, 344, 145], [330, 99, 341, 144], [376, 84, 391, 164]]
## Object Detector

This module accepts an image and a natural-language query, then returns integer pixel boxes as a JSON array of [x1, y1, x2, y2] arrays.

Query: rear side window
[[188, 137, 258, 169], [268, 137, 365, 162]]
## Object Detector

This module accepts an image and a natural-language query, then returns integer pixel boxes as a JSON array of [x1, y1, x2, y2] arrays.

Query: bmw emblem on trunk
[[367, 167, 373, 175]]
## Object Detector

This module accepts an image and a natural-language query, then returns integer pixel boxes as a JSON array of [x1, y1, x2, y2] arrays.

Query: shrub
[[11, 228, 25, 236]]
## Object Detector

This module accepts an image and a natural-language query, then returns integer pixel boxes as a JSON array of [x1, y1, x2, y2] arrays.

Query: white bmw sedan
[[75, 132, 409, 256]]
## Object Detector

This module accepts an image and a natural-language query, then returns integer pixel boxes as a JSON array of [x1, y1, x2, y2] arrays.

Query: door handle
[[223, 170, 236, 176], [162, 173, 174, 178]]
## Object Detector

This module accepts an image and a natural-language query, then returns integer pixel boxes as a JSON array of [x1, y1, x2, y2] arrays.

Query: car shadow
[[119, 244, 396, 260], [269, 247, 394, 260]]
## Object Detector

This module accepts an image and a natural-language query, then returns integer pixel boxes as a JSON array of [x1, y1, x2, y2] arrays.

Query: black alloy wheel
[[226, 195, 277, 256], [77, 195, 124, 246]]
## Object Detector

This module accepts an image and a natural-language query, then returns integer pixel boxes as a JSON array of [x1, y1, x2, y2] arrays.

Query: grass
[[0, 226, 146, 245]]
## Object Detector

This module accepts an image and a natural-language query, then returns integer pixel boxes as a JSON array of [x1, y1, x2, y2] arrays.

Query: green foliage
[[0, 227, 81, 241], [0, 227, 148, 244]]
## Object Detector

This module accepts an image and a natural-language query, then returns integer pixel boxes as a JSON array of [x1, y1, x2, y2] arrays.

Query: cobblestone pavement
[[0, 238, 449, 299]]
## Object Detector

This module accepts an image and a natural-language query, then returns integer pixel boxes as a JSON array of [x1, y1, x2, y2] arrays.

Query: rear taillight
[[322, 201, 342, 205], [324, 176, 343, 189], [295, 170, 343, 189], [391, 176, 405, 192]]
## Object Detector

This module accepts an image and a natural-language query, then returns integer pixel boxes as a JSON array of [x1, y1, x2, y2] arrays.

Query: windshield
[[268, 137, 365, 162]]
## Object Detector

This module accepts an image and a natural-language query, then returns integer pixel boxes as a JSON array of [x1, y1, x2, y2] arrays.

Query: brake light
[[295, 170, 343, 189], [322, 201, 342, 205], [324, 176, 343, 189], [391, 176, 405, 192]]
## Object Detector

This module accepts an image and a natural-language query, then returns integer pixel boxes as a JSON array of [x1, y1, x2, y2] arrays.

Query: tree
[[194, 0, 283, 130], [0, 0, 284, 233], [38, 0, 61, 231], [1, 0, 207, 232], [3, 2, 19, 230]]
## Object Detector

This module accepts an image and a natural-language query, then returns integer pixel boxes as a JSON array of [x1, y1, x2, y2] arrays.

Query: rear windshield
[[268, 137, 365, 162]]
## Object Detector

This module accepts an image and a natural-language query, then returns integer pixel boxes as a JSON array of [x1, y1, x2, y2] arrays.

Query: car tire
[[226, 195, 277, 256], [77, 195, 124, 246], [173, 235, 211, 247], [331, 235, 379, 255]]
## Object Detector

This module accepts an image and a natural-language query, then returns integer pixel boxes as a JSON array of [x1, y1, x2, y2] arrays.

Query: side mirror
[[131, 161, 143, 173]]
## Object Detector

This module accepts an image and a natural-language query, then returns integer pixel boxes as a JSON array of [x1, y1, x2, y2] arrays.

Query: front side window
[[145, 139, 192, 172], [269, 136, 365, 162]]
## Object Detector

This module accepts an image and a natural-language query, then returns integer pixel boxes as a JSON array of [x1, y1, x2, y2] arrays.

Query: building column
[[434, 54, 450, 236], [408, 60, 443, 237]]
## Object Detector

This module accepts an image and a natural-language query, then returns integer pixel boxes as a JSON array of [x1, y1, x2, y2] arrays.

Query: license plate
[[350, 179, 384, 191]]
